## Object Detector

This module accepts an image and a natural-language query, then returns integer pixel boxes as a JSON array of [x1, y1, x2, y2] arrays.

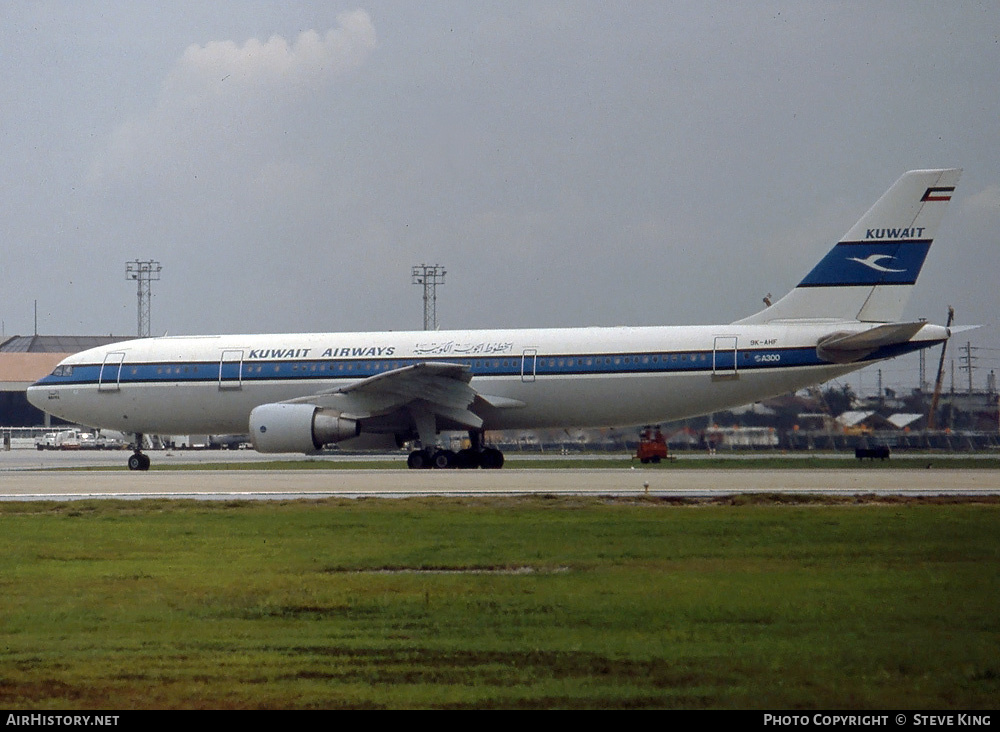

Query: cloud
[[165, 10, 377, 103], [961, 184, 1000, 219], [90, 10, 377, 190]]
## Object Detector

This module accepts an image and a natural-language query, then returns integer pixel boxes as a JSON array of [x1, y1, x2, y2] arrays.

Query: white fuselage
[[27, 321, 931, 439], [26, 168, 963, 462]]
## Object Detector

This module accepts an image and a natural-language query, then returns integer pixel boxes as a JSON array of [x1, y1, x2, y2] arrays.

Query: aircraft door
[[98, 352, 126, 392], [521, 349, 537, 383], [219, 350, 244, 390], [712, 336, 739, 381]]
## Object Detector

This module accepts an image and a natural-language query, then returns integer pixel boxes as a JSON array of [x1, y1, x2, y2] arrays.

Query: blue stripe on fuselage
[[32, 342, 939, 389]]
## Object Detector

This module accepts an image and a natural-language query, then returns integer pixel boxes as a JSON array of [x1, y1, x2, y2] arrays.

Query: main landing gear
[[127, 433, 151, 471], [406, 430, 504, 470]]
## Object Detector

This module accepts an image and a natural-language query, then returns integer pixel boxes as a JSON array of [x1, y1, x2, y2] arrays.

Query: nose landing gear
[[127, 434, 151, 471]]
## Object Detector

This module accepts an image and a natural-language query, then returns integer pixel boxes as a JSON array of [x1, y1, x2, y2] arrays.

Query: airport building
[[0, 335, 130, 426]]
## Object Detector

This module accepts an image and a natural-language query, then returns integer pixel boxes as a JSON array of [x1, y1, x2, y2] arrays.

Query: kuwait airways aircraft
[[29, 169, 963, 470]]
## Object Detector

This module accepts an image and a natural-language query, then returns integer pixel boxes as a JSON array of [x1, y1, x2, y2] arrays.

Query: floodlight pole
[[411, 264, 446, 330], [126, 260, 162, 338]]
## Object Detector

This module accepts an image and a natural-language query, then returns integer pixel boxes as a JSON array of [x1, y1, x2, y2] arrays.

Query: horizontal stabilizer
[[816, 322, 929, 364], [948, 325, 982, 337]]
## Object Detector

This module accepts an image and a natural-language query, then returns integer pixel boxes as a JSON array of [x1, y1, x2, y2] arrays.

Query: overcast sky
[[3, 2, 998, 392]]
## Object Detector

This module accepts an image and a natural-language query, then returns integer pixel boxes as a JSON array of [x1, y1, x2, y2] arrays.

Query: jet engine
[[249, 403, 360, 453]]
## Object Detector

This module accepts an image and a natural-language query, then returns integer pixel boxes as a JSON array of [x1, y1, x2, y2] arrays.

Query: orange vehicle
[[634, 425, 672, 464]]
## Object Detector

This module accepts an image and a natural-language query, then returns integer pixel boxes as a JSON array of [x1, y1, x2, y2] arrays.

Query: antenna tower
[[126, 260, 162, 337], [411, 264, 446, 330]]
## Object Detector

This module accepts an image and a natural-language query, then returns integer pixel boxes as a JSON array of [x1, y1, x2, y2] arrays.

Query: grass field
[[0, 495, 998, 709]]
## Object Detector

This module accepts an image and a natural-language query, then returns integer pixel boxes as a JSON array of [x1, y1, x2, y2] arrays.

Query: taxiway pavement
[[0, 451, 997, 501]]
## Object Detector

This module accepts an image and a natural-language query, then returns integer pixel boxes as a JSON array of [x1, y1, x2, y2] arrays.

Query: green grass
[[0, 496, 997, 708]]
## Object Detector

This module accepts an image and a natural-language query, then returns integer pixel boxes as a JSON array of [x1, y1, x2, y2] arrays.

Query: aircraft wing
[[282, 361, 521, 430]]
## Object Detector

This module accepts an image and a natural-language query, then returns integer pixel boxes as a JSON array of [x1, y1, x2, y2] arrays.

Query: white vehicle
[[28, 169, 966, 471], [35, 429, 84, 450], [35, 432, 58, 450]]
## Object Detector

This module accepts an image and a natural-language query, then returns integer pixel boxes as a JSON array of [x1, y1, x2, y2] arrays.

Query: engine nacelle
[[249, 403, 360, 453]]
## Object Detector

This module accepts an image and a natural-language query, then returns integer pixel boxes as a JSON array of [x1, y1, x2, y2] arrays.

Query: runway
[[0, 454, 997, 501]]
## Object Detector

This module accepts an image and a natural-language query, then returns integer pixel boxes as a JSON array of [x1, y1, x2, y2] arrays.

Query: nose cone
[[27, 380, 78, 426], [26, 383, 46, 411], [27, 368, 68, 420]]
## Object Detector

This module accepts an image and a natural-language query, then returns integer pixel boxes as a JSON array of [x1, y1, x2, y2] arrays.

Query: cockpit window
[[53, 365, 74, 377]]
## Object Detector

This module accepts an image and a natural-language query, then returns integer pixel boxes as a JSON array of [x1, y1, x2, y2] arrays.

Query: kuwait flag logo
[[921, 186, 955, 202]]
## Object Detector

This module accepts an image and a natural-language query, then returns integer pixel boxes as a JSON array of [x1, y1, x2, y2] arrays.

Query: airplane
[[28, 168, 965, 471]]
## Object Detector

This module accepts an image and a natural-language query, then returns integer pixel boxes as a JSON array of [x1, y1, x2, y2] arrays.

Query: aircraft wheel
[[480, 447, 504, 469], [407, 449, 432, 469], [431, 449, 456, 469], [455, 448, 480, 469], [128, 453, 150, 471]]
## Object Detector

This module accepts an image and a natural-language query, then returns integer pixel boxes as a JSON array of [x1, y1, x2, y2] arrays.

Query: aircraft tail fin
[[735, 168, 961, 325]]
